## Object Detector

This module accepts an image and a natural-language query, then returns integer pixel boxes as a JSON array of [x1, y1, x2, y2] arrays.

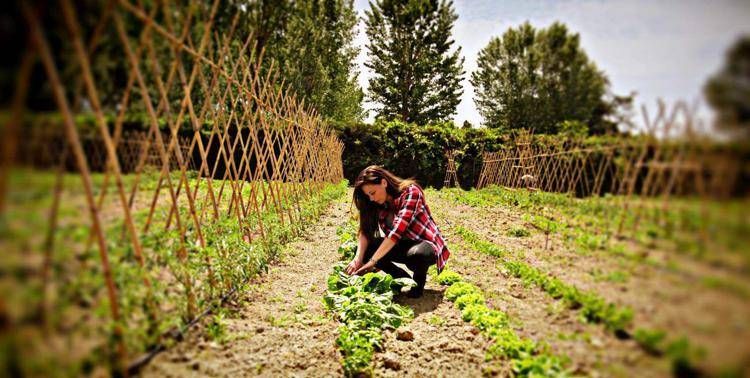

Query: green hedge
[[331, 119, 506, 188], [332, 120, 750, 195], [12, 112, 750, 193], [331, 119, 639, 189]]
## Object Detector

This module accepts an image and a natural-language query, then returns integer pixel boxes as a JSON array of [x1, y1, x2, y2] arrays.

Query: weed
[[507, 226, 531, 237], [634, 328, 666, 356], [206, 313, 227, 344], [266, 314, 294, 328], [293, 302, 307, 314], [428, 315, 445, 327]]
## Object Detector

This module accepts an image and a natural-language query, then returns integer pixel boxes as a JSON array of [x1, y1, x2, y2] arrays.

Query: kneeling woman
[[345, 165, 450, 298]]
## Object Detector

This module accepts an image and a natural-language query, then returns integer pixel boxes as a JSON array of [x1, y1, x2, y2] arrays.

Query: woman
[[345, 165, 450, 298]]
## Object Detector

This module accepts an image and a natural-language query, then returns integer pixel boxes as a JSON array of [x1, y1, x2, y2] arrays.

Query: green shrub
[[333, 119, 505, 188]]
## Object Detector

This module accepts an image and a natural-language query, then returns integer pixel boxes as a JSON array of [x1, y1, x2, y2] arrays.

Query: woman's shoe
[[406, 286, 424, 298]]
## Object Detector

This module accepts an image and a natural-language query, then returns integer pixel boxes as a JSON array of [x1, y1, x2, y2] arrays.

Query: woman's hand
[[353, 259, 377, 276], [345, 258, 363, 275]]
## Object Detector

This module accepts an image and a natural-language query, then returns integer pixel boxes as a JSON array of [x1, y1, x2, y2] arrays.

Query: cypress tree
[[365, 0, 464, 124]]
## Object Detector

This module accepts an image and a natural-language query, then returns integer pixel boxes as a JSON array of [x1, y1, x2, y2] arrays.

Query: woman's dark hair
[[353, 165, 417, 242]]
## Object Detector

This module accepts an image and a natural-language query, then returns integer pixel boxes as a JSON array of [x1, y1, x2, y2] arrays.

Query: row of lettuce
[[322, 187, 712, 376], [451, 225, 704, 376], [324, 223, 417, 375], [324, 222, 569, 376], [437, 185, 749, 279]]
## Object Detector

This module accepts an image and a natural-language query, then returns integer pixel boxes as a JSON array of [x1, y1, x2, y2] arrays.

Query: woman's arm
[[354, 186, 424, 275], [353, 237, 396, 275], [356, 230, 368, 262], [367, 237, 395, 265], [345, 230, 369, 275]]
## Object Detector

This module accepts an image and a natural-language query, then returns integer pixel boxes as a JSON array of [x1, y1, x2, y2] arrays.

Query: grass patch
[[700, 276, 749, 299]]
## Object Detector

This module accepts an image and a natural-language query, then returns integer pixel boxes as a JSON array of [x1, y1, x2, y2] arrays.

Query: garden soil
[[428, 191, 750, 377], [141, 189, 750, 377], [141, 191, 491, 377]]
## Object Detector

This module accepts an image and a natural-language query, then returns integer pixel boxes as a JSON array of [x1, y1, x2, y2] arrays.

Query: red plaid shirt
[[378, 184, 450, 272]]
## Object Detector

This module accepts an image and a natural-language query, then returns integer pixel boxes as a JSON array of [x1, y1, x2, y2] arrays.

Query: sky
[[351, 0, 750, 128]]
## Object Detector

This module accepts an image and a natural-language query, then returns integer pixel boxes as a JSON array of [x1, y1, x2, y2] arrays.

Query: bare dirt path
[[371, 277, 492, 377], [142, 195, 352, 377]]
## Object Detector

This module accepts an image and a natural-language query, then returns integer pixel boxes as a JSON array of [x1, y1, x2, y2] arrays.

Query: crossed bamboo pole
[[5, 0, 345, 375], [475, 101, 743, 265]]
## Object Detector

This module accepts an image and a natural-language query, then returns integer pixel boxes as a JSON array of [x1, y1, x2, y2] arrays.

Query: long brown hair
[[353, 165, 418, 242]]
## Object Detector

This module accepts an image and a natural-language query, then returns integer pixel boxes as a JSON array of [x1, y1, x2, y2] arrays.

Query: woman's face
[[361, 179, 388, 205]]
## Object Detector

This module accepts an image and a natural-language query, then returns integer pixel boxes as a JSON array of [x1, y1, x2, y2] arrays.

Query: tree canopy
[[364, 0, 465, 124], [6, 0, 363, 125], [470, 22, 617, 134], [704, 35, 750, 139]]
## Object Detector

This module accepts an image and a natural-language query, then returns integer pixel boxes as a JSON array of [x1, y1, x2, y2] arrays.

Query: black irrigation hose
[[126, 285, 240, 375]]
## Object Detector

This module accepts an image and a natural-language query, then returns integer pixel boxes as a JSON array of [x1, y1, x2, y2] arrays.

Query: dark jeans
[[363, 237, 436, 289]]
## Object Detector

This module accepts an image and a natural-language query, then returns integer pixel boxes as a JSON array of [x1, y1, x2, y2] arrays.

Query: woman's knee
[[407, 242, 436, 265]]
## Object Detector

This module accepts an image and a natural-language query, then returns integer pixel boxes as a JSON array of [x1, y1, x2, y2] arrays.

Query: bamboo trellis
[[16, 128, 196, 172], [476, 102, 742, 200], [1, 0, 344, 375], [474, 100, 748, 256], [443, 149, 460, 188]]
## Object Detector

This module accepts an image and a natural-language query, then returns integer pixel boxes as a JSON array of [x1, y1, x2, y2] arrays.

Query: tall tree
[[365, 0, 464, 124], [704, 35, 750, 139], [279, 0, 364, 124], [471, 22, 610, 134], [589, 91, 636, 135], [215, 0, 364, 124]]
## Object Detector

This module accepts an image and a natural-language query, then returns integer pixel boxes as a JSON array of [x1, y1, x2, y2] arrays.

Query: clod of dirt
[[383, 353, 401, 370], [396, 328, 414, 341], [589, 337, 604, 348], [169, 353, 190, 363]]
